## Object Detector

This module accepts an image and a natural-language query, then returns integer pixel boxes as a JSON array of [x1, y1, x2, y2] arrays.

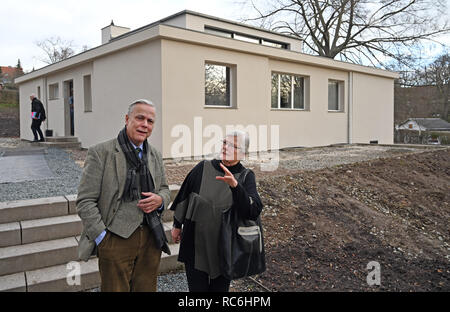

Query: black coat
[[31, 98, 46, 121]]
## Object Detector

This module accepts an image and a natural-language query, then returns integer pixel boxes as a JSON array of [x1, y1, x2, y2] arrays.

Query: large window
[[205, 64, 231, 107], [328, 80, 344, 111], [271, 73, 305, 110]]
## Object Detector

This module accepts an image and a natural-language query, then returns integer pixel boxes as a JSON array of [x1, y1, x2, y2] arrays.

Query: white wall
[[161, 39, 352, 158], [19, 41, 162, 150], [351, 73, 394, 144], [79, 40, 162, 150]]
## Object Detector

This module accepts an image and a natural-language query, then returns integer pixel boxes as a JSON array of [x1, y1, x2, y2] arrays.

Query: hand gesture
[[216, 163, 238, 188], [138, 192, 163, 213]]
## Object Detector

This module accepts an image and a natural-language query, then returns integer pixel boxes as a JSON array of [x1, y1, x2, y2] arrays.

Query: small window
[[37, 86, 41, 99], [328, 80, 344, 111], [271, 73, 306, 110], [49, 83, 59, 100], [204, 27, 233, 38], [83, 75, 92, 112], [205, 64, 232, 107], [262, 39, 287, 49], [234, 34, 260, 44]]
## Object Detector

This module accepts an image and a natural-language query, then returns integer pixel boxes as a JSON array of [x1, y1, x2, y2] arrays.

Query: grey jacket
[[76, 138, 170, 261]]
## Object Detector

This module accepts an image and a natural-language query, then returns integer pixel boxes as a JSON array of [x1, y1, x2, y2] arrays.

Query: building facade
[[16, 10, 398, 158]]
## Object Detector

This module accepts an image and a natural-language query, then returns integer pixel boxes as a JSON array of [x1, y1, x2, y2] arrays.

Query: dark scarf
[[117, 127, 154, 201], [117, 127, 170, 255]]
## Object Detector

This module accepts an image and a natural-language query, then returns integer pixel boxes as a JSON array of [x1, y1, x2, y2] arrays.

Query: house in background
[[15, 10, 398, 158], [396, 118, 450, 132], [1, 66, 23, 85]]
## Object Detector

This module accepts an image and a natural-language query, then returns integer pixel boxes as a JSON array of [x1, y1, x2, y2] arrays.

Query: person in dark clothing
[[30, 94, 46, 142], [170, 130, 263, 292]]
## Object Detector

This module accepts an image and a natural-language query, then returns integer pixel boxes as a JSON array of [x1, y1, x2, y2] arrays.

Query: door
[[63, 80, 74, 136]]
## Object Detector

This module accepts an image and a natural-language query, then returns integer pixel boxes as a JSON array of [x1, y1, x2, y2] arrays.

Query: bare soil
[[249, 149, 450, 292]]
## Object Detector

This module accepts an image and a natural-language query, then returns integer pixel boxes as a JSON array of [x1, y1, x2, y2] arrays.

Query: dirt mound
[[253, 149, 450, 291]]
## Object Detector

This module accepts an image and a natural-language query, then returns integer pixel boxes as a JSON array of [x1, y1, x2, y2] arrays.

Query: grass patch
[[0, 102, 19, 110], [0, 103, 19, 111]]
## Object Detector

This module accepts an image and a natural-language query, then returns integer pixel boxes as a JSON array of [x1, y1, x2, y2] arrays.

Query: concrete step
[[26, 258, 100, 292], [0, 222, 21, 248], [21, 214, 82, 245], [37, 141, 81, 149], [0, 196, 70, 224], [1, 217, 172, 248], [0, 237, 78, 276], [0, 272, 26, 292], [0, 243, 182, 292], [44, 136, 79, 143]]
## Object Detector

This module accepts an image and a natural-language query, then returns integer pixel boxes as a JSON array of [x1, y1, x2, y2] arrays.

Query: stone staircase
[[38, 136, 82, 149], [0, 185, 181, 292]]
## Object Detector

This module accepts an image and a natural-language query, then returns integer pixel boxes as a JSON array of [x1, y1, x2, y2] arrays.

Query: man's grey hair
[[226, 130, 250, 152], [30, 93, 36, 98], [127, 99, 155, 115]]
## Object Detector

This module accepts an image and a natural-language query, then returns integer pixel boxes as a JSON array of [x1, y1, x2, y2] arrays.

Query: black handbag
[[219, 169, 266, 280]]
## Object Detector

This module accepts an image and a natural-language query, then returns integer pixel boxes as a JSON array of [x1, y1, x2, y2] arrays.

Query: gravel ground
[[0, 146, 82, 202], [85, 272, 189, 292]]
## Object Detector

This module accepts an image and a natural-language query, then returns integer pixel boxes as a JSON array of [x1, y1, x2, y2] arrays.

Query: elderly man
[[76, 99, 170, 292], [30, 94, 46, 142]]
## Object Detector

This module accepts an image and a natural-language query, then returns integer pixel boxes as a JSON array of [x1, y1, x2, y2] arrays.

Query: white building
[[16, 10, 398, 158]]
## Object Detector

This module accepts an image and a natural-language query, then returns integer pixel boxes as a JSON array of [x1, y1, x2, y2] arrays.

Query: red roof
[[0, 66, 24, 81]]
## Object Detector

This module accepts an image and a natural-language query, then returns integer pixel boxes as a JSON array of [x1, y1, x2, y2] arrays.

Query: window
[[204, 27, 232, 38], [234, 34, 260, 44], [271, 73, 305, 110], [204, 26, 288, 50], [205, 64, 232, 107], [49, 83, 59, 100], [83, 75, 92, 112], [37, 86, 41, 99], [262, 39, 287, 49], [328, 80, 344, 111]]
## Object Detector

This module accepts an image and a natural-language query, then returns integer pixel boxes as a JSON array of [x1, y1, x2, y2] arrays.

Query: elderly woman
[[170, 130, 263, 292]]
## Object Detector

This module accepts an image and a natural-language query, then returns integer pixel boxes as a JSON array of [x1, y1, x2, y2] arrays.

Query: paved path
[[0, 146, 53, 184]]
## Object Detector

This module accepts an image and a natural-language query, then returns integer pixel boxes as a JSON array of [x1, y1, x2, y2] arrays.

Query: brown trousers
[[98, 225, 162, 292]]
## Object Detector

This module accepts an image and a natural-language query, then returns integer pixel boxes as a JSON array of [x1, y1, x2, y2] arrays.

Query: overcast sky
[[0, 0, 250, 72], [1, 0, 449, 72]]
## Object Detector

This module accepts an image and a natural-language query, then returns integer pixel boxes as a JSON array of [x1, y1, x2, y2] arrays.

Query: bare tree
[[244, 0, 450, 67], [35, 37, 75, 64], [421, 53, 450, 120]]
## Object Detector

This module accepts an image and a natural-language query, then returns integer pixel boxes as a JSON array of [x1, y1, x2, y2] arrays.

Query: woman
[[170, 130, 263, 292]]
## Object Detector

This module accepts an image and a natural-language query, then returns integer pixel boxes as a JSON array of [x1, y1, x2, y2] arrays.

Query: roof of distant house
[[400, 118, 450, 131], [1, 66, 23, 80]]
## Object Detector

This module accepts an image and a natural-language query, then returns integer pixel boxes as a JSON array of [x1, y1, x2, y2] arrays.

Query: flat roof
[[16, 11, 398, 84]]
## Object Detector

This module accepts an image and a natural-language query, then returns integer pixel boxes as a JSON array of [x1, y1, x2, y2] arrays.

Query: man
[[76, 99, 171, 292], [30, 94, 46, 142]]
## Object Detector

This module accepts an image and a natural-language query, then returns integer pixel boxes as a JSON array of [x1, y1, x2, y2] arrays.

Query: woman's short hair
[[128, 99, 154, 115], [226, 130, 250, 153]]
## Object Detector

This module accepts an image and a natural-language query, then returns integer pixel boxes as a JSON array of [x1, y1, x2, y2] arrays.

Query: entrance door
[[63, 80, 74, 136]]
